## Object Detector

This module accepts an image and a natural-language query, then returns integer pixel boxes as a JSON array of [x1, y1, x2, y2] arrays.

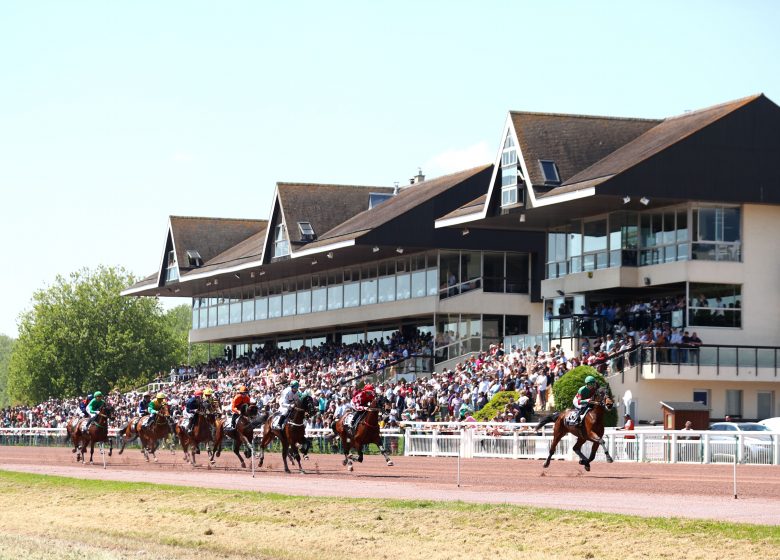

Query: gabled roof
[[541, 94, 763, 198], [660, 401, 710, 412], [300, 165, 492, 252], [276, 183, 395, 245], [169, 216, 266, 272], [183, 225, 268, 277], [511, 111, 660, 190]]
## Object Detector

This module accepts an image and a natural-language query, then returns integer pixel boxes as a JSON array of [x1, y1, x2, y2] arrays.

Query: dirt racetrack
[[2, 446, 779, 525]]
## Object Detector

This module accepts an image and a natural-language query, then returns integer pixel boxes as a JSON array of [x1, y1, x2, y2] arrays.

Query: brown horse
[[224, 404, 266, 469], [175, 405, 223, 467], [332, 396, 394, 472], [117, 407, 174, 462], [258, 394, 316, 473], [65, 403, 114, 464], [534, 387, 615, 471]]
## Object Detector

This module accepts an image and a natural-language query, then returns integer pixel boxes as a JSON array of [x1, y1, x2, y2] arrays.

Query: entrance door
[[757, 391, 774, 420]]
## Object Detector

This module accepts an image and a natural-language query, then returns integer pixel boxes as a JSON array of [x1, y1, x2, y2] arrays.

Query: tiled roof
[[276, 183, 394, 246], [183, 225, 268, 276], [511, 111, 660, 190], [169, 216, 266, 272], [437, 194, 487, 221], [303, 165, 492, 250], [541, 94, 763, 198]]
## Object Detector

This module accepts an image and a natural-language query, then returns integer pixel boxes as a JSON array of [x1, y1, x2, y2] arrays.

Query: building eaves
[[168, 216, 267, 272]]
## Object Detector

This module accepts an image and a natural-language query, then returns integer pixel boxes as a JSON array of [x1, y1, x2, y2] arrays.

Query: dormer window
[[297, 221, 316, 242], [186, 250, 204, 267], [539, 160, 561, 185], [273, 224, 289, 257], [369, 193, 393, 209]]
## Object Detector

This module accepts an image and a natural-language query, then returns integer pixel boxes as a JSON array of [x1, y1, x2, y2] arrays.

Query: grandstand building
[[125, 93, 780, 422], [436, 93, 780, 422]]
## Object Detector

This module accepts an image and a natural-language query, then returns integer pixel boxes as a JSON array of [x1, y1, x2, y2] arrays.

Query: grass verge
[[0, 470, 778, 560]]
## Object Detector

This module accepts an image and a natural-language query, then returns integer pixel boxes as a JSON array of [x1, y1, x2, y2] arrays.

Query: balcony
[[637, 345, 780, 382]]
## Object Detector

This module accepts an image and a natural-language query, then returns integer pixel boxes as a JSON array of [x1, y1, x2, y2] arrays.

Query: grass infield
[[0, 470, 778, 559]]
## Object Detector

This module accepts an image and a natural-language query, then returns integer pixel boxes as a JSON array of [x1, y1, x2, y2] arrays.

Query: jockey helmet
[[142, 392, 150, 398], [203, 388, 214, 396], [364, 384, 375, 392], [194, 390, 203, 397], [291, 380, 299, 388], [93, 391, 103, 398], [585, 375, 596, 385], [155, 393, 166, 400], [238, 385, 248, 393]]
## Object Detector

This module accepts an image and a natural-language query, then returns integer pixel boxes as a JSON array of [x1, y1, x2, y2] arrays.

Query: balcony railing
[[638, 345, 780, 377]]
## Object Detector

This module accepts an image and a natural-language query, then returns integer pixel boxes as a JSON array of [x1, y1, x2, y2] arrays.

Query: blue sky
[[1, 1, 778, 337]]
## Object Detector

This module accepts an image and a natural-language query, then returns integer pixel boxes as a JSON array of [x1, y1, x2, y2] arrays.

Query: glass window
[[427, 268, 438, 296], [439, 251, 459, 295], [268, 295, 282, 318], [689, 283, 741, 328], [296, 290, 311, 314], [378, 276, 396, 303], [282, 293, 296, 316], [327, 285, 343, 310], [396, 273, 411, 300], [506, 253, 529, 293], [505, 315, 528, 336], [411, 270, 426, 298], [230, 300, 241, 324], [218, 301, 229, 325], [273, 224, 289, 257], [311, 287, 327, 313], [242, 299, 254, 322], [192, 309, 199, 329], [360, 279, 377, 305], [207, 304, 217, 327], [461, 251, 481, 292], [583, 219, 607, 252], [483, 252, 504, 293], [539, 160, 560, 184], [255, 297, 268, 320], [343, 283, 359, 308], [199, 307, 208, 329]]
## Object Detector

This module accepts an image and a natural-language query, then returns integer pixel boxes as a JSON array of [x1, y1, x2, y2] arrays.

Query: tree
[[163, 304, 209, 366], [551, 365, 618, 427], [0, 334, 15, 407], [8, 266, 180, 404]]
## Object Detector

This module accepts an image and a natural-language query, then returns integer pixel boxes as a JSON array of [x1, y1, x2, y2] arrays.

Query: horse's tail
[[534, 412, 560, 432]]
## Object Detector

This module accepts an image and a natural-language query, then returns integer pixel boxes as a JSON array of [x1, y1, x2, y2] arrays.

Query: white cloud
[[422, 141, 493, 176]]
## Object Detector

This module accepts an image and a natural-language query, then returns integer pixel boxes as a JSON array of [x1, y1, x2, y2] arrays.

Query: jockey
[[79, 394, 93, 418], [83, 391, 104, 430], [184, 390, 203, 435], [349, 383, 376, 432], [230, 385, 251, 430], [147, 393, 167, 426], [202, 388, 219, 415], [276, 380, 300, 429], [572, 375, 599, 424], [137, 393, 151, 416]]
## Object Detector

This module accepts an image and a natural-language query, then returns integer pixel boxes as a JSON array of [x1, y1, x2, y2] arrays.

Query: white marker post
[[251, 435, 256, 478], [733, 434, 738, 499], [456, 427, 461, 487], [100, 442, 106, 470]]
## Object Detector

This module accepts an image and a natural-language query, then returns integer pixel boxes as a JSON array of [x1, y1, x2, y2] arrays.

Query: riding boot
[[231, 413, 239, 430], [186, 415, 196, 435]]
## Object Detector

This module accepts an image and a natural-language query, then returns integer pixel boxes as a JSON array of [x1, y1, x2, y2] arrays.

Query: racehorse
[[534, 387, 615, 471], [117, 406, 174, 462], [175, 404, 223, 467], [224, 403, 266, 469], [65, 403, 114, 464], [332, 395, 394, 472], [257, 394, 317, 474]]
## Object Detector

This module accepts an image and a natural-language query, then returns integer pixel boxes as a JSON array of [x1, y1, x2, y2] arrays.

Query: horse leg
[[597, 437, 613, 463], [377, 441, 394, 466], [571, 438, 591, 471], [108, 435, 113, 457], [232, 439, 246, 468], [544, 428, 564, 468], [281, 440, 291, 473], [89, 441, 95, 464]]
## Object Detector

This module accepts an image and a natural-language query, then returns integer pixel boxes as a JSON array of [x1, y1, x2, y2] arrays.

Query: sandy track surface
[[2, 446, 779, 525]]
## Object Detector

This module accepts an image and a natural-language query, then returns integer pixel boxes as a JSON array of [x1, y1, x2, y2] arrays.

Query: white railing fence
[[1, 425, 778, 466]]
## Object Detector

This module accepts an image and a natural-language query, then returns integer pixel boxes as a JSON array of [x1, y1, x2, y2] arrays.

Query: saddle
[[271, 412, 285, 431], [565, 410, 581, 427]]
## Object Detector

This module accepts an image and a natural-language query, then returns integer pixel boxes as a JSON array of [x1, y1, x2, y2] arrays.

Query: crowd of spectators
[[1, 294, 708, 431]]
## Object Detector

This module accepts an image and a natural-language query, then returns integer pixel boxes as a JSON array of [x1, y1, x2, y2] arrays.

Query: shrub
[[473, 391, 519, 422], [551, 366, 618, 427]]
